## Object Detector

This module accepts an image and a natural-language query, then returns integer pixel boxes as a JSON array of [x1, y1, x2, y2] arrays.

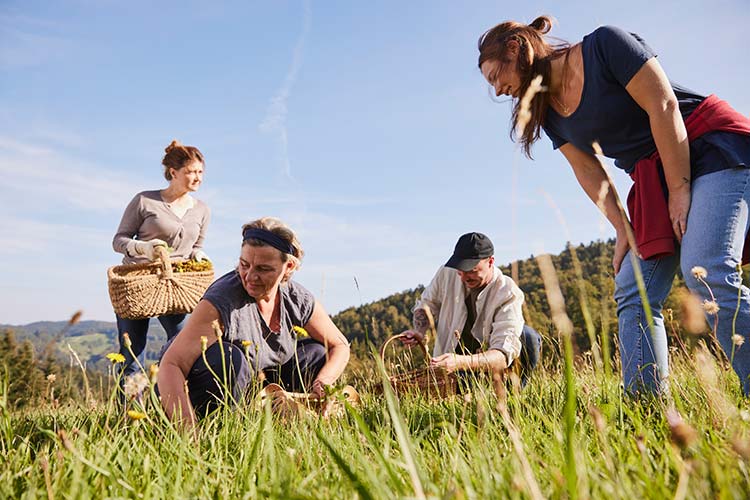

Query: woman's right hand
[[128, 239, 168, 260], [613, 232, 631, 275], [399, 330, 425, 346]]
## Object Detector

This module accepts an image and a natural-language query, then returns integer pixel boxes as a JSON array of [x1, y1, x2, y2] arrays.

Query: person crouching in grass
[[157, 217, 350, 425], [400, 232, 541, 388]]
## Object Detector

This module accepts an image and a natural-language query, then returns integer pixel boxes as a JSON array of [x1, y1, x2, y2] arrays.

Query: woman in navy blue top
[[478, 16, 750, 395]]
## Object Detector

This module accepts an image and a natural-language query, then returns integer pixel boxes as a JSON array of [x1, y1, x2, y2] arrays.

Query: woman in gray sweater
[[112, 139, 211, 389]]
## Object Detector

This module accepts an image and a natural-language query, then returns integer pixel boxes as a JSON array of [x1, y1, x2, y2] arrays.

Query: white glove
[[127, 239, 168, 260], [191, 249, 211, 262]]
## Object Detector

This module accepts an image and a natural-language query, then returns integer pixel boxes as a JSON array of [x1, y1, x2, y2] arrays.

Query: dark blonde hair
[[162, 140, 205, 181], [478, 15, 569, 158], [242, 217, 304, 282]]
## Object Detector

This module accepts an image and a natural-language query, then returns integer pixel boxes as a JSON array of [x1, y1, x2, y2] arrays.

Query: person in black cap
[[400, 232, 541, 386]]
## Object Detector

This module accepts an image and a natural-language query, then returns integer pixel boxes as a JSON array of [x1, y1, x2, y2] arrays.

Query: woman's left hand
[[669, 184, 691, 243]]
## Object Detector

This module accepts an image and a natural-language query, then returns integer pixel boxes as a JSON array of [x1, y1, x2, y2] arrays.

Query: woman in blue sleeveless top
[[158, 217, 351, 424], [477, 16, 750, 395]]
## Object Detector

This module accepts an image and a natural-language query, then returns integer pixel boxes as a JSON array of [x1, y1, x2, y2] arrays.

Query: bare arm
[[430, 349, 508, 373], [625, 57, 691, 241], [559, 143, 634, 272], [158, 299, 220, 426], [303, 300, 350, 395]]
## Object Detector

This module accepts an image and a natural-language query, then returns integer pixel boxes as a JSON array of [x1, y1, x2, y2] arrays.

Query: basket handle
[[156, 245, 173, 279], [380, 333, 430, 379]]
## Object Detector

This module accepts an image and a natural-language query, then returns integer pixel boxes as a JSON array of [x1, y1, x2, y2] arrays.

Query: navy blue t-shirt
[[542, 25, 750, 176]]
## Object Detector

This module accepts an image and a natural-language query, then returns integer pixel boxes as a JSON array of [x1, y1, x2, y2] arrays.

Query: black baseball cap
[[445, 232, 494, 271]]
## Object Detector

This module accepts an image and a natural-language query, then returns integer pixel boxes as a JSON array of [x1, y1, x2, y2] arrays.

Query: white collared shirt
[[414, 265, 524, 365]]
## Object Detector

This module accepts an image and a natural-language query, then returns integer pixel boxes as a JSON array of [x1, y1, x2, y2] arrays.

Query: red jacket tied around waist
[[627, 94, 750, 263]]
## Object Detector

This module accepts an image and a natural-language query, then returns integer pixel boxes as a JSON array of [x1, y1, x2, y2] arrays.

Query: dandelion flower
[[149, 364, 159, 382], [241, 340, 253, 347], [691, 266, 708, 279], [127, 410, 147, 421], [732, 334, 745, 347], [123, 333, 132, 349], [200, 336, 208, 351], [106, 352, 126, 364], [703, 300, 720, 315], [123, 373, 149, 400], [292, 326, 309, 338], [46, 374, 56, 383]]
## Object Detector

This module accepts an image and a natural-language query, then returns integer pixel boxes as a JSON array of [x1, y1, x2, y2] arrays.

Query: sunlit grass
[[2, 348, 749, 498]]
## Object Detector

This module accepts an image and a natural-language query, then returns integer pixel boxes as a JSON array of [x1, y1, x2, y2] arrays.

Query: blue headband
[[243, 227, 296, 256]]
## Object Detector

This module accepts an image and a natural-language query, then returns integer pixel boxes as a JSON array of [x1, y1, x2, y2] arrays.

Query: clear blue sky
[[1, 0, 748, 324]]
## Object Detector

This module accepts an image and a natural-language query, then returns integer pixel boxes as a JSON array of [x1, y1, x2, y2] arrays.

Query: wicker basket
[[258, 383, 360, 419], [107, 246, 214, 319], [378, 333, 457, 398]]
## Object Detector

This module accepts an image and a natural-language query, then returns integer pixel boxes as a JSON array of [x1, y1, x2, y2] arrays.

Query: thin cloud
[[0, 136, 141, 212], [0, 24, 71, 69], [258, 0, 312, 180], [0, 216, 110, 256]]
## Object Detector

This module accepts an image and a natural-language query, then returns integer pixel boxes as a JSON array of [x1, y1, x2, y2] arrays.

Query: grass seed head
[[679, 290, 706, 334], [69, 310, 83, 325], [731, 436, 750, 461], [666, 409, 697, 450]]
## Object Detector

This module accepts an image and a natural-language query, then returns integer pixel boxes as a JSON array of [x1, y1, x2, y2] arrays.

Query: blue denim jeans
[[518, 325, 542, 387], [116, 314, 185, 378], [614, 167, 750, 395]]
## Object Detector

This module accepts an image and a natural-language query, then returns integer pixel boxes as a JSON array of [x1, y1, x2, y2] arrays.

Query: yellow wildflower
[[106, 353, 126, 364], [293, 326, 309, 338], [200, 336, 208, 351], [241, 340, 253, 348], [123, 333, 132, 349], [127, 410, 147, 421]]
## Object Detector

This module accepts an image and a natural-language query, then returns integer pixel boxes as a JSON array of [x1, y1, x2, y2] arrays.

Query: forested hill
[[3, 238, 696, 369], [331, 239, 689, 354]]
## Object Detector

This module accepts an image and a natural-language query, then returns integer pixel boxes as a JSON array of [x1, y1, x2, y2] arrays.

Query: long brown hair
[[478, 16, 569, 158]]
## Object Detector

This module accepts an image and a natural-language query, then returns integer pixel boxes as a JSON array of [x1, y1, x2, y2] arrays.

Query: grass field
[[2, 343, 749, 499]]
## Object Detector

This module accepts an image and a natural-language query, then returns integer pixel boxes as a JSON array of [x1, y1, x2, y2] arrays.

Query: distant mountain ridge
[[0, 319, 166, 372]]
